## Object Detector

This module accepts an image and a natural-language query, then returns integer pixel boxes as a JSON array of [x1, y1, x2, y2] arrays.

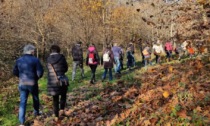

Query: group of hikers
[[141, 39, 206, 68], [71, 41, 136, 84], [13, 42, 135, 125], [13, 38, 206, 125]]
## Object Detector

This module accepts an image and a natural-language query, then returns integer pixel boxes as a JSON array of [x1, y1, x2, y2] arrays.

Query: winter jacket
[[112, 46, 122, 58], [152, 44, 164, 54], [165, 42, 173, 51], [72, 44, 83, 62], [101, 49, 115, 69], [86, 46, 100, 65], [47, 53, 68, 96], [126, 50, 133, 62], [13, 54, 44, 86]]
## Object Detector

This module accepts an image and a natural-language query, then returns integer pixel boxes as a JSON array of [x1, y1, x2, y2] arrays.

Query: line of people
[[13, 39, 205, 125], [13, 42, 137, 125], [71, 41, 137, 84], [141, 39, 203, 67]]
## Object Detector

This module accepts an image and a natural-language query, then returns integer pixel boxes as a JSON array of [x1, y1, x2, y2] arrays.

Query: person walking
[[142, 46, 152, 67], [71, 41, 84, 81], [101, 45, 115, 82], [13, 44, 44, 126], [126, 47, 134, 70], [164, 40, 173, 62], [119, 44, 124, 70], [152, 40, 165, 64], [86, 43, 100, 84], [46, 45, 69, 120], [128, 42, 135, 67], [112, 43, 122, 74]]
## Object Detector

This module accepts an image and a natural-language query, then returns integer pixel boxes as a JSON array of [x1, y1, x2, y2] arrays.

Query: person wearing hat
[[13, 44, 44, 126]]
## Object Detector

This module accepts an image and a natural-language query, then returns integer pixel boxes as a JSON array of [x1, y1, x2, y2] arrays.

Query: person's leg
[[89, 65, 95, 83], [108, 68, 113, 81], [102, 68, 108, 81], [155, 54, 158, 64], [72, 61, 77, 81], [92, 65, 97, 82], [158, 55, 161, 63], [18, 85, 29, 125], [114, 57, 118, 73], [132, 54, 135, 67], [120, 59, 123, 70], [53, 95, 59, 117], [115, 57, 121, 73], [31, 85, 40, 116], [60, 87, 67, 110], [79, 62, 85, 78], [144, 58, 148, 67]]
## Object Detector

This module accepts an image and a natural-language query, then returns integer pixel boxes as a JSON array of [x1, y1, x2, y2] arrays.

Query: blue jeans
[[114, 57, 121, 73], [18, 84, 40, 124], [102, 68, 113, 81]]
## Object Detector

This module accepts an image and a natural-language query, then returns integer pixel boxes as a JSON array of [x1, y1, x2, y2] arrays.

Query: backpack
[[143, 48, 149, 56], [103, 51, 110, 62], [72, 45, 82, 61], [88, 52, 95, 64]]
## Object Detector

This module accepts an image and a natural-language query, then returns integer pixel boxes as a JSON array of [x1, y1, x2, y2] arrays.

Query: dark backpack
[[72, 45, 82, 61]]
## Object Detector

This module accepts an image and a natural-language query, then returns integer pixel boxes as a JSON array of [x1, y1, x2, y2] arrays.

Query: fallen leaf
[[144, 119, 151, 126], [195, 106, 202, 112], [163, 91, 169, 98], [177, 110, 187, 118]]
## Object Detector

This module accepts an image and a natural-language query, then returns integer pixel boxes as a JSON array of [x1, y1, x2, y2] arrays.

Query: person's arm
[[95, 51, 100, 65], [86, 50, 89, 66], [13, 61, 19, 77], [36, 59, 44, 79], [101, 51, 104, 65], [62, 55, 68, 73]]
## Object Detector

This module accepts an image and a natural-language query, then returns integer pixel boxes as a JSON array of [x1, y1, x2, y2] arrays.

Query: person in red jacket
[[164, 41, 173, 62], [86, 43, 100, 84]]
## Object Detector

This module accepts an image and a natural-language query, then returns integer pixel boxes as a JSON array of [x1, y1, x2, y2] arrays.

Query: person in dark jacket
[[46, 45, 69, 119], [126, 47, 134, 70], [13, 44, 44, 126], [86, 43, 100, 84], [128, 42, 135, 67], [119, 44, 124, 70], [71, 41, 84, 81], [101, 45, 115, 81]]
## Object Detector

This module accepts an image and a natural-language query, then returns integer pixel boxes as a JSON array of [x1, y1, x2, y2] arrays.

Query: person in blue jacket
[[13, 44, 44, 126]]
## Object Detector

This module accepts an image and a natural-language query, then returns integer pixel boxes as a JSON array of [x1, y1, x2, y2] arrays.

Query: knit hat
[[23, 44, 35, 54]]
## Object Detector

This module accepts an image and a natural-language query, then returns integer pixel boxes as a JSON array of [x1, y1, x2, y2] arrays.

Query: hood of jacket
[[88, 46, 95, 53], [47, 53, 63, 64]]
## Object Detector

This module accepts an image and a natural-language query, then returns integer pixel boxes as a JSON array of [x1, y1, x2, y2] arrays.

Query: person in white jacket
[[152, 40, 165, 64], [181, 40, 188, 55]]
